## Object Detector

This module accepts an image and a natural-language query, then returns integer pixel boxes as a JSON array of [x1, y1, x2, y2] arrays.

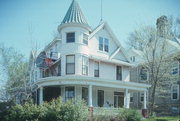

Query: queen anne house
[[29, 0, 151, 111]]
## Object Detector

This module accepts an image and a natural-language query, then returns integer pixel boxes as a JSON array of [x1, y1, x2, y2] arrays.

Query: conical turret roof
[[61, 0, 90, 28]]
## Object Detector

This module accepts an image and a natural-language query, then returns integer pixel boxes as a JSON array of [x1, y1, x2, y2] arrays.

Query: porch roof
[[34, 76, 151, 91]]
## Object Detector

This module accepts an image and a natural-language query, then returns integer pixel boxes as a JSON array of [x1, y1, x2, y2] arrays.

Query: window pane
[[67, 32, 75, 43], [66, 63, 75, 74], [65, 87, 75, 100], [82, 87, 88, 104], [104, 38, 109, 52], [83, 34, 88, 45], [94, 62, 99, 77], [99, 37, 103, 51], [98, 90, 104, 107], [67, 55, 75, 63], [116, 66, 122, 80], [82, 56, 88, 75], [140, 67, 148, 80]]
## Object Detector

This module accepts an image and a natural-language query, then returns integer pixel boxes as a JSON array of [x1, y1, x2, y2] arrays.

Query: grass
[[143, 116, 180, 121]]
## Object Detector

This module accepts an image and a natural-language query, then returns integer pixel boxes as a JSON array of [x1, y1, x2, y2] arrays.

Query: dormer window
[[67, 32, 75, 43], [99, 37, 109, 52], [83, 33, 88, 45]]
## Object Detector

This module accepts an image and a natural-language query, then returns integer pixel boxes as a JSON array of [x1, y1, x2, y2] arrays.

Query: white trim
[[90, 55, 134, 67], [34, 76, 151, 91], [109, 47, 121, 60], [171, 84, 179, 100]]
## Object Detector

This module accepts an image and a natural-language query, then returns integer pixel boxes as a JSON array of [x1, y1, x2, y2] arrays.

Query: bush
[[6, 98, 88, 121], [118, 108, 142, 121], [0, 100, 15, 121]]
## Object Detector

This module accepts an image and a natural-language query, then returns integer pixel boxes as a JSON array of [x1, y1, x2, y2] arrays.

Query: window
[[57, 60, 61, 76], [98, 90, 104, 107], [83, 33, 88, 45], [35, 71, 37, 80], [140, 92, 144, 102], [99, 37, 103, 51], [171, 85, 179, 100], [171, 67, 179, 75], [140, 67, 148, 81], [140, 92, 147, 102], [99, 37, 109, 52], [66, 55, 75, 74], [130, 93, 133, 103], [66, 32, 75, 43], [94, 62, 99, 77], [82, 87, 88, 104], [104, 38, 109, 52], [116, 66, 122, 80], [65, 87, 75, 101], [114, 92, 124, 108], [82, 56, 88, 75], [130, 56, 135, 62]]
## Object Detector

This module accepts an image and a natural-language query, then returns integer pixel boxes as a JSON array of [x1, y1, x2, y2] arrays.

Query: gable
[[113, 50, 128, 62]]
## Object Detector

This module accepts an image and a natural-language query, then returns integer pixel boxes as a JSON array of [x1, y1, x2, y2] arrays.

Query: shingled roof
[[61, 0, 89, 27]]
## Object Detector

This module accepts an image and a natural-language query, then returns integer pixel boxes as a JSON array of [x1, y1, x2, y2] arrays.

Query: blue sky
[[0, 0, 180, 57]]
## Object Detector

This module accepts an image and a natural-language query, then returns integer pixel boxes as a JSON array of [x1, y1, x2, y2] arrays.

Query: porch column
[[124, 88, 129, 108], [88, 85, 93, 107], [39, 86, 43, 104], [143, 90, 147, 109]]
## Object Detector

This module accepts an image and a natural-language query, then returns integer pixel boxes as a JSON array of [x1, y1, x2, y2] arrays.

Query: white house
[[29, 0, 151, 110]]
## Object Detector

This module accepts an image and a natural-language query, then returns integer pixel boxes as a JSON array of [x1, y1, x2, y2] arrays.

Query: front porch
[[36, 77, 149, 109]]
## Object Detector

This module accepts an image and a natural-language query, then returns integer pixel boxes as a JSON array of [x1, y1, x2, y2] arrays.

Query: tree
[[0, 44, 30, 103], [127, 15, 180, 115]]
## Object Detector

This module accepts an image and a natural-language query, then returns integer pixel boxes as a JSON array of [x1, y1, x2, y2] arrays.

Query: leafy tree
[[0, 44, 30, 102]]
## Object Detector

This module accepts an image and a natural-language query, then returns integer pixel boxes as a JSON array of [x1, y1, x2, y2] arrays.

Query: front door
[[114, 92, 124, 108]]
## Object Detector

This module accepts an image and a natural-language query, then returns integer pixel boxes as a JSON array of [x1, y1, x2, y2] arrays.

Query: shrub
[[0, 100, 15, 121], [118, 108, 142, 121], [6, 98, 88, 121]]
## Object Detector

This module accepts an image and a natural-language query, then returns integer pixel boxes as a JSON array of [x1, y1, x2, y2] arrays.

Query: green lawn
[[144, 116, 180, 121]]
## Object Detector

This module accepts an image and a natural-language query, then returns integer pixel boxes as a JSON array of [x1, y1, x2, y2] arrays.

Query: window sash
[[116, 66, 122, 80], [172, 85, 179, 100], [82, 56, 88, 75], [67, 32, 75, 43], [99, 37, 103, 51], [83, 34, 88, 45], [98, 90, 104, 107], [66, 55, 75, 74], [140, 67, 148, 80], [94, 62, 99, 77], [104, 38, 109, 52], [82, 87, 88, 104], [65, 87, 75, 100]]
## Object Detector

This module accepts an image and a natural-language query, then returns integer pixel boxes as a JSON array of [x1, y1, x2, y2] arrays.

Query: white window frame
[[171, 84, 179, 100], [83, 33, 88, 45], [82, 55, 89, 75], [66, 55, 75, 75], [66, 32, 75, 43], [98, 37, 109, 52]]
